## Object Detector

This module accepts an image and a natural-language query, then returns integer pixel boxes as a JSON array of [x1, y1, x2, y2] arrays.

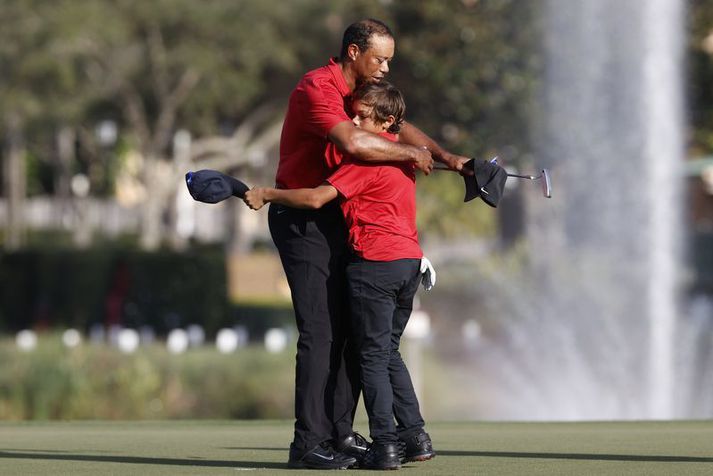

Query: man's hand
[[441, 152, 473, 176], [244, 188, 267, 210], [413, 146, 434, 175]]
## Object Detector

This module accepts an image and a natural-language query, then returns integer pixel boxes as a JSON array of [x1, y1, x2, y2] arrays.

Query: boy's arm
[[399, 121, 472, 173], [244, 185, 338, 210]]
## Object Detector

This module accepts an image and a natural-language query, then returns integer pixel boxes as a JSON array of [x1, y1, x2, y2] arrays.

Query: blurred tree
[[387, 0, 540, 239], [1, 2, 37, 249], [689, 0, 713, 155], [0, 0, 85, 248], [2, 0, 541, 248], [1, 0, 125, 248], [48, 0, 309, 249]]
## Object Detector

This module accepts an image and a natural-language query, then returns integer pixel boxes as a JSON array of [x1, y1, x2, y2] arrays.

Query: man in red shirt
[[250, 81, 436, 470], [269, 18, 466, 469]]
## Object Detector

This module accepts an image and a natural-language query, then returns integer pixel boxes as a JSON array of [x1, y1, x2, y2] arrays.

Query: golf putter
[[434, 157, 553, 198], [506, 168, 552, 198]]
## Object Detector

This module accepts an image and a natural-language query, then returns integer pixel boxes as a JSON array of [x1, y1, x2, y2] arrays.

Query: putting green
[[0, 420, 711, 475]]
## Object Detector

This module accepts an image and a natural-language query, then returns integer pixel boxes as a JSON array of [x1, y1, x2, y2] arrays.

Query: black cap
[[185, 169, 249, 203], [462, 158, 507, 208]]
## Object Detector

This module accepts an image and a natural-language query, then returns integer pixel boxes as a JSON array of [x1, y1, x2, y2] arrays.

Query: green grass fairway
[[1, 420, 712, 475]]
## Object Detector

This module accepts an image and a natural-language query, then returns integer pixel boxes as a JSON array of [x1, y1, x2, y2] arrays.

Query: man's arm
[[328, 121, 434, 175], [399, 121, 471, 173], [244, 185, 338, 210]]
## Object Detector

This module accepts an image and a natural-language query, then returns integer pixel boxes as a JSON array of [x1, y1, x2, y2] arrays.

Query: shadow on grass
[[222, 447, 284, 451], [439, 450, 713, 463], [0, 450, 285, 469]]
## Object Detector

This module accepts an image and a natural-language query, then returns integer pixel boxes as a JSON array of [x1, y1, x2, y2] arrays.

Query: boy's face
[[351, 99, 390, 133]]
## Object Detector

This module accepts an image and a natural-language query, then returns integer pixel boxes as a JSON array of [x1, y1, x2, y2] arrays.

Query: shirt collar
[[327, 57, 351, 97]]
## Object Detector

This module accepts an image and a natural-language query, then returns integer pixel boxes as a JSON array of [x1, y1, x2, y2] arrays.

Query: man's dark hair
[[353, 81, 405, 134], [339, 19, 394, 60]]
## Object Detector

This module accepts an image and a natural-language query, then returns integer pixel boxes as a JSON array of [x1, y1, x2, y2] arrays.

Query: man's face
[[352, 34, 394, 84], [351, 100, 389, 133]]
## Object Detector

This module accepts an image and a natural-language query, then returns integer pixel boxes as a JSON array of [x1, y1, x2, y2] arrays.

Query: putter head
[[541, 168, 552, 198]]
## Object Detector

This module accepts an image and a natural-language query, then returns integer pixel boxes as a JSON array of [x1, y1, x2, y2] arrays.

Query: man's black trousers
[[268, 202, 360, 452], [346, 256, 425, 445]]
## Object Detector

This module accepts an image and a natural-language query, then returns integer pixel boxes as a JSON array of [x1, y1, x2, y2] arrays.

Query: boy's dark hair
[[353, 81, 405, 134], [340, 19, 394, 60]]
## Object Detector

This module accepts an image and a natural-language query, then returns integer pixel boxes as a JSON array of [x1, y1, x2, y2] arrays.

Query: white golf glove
[[419, 256, 436, 291]]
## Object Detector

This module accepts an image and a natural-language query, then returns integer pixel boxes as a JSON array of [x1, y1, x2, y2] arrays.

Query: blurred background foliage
[[0, 335, 295, 419], [3, 0, 712, 240], [0, 332, 457, 421], [689, 0, 713, 154], [0, 0, 540, 241]]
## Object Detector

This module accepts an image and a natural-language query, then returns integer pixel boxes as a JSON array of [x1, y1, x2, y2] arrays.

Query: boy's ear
[[384, 114, 396, 129]]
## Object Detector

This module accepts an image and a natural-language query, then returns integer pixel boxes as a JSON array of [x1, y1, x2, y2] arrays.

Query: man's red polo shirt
[[276, 58, 352, 189], [327, 134, 423, 262]]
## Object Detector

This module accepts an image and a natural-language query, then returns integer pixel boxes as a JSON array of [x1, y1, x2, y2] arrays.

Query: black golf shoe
[[335, 431, 370, 466], [287, 441, 356, 470], [399, 431, 435, 462], [361, 442, 401, 470]]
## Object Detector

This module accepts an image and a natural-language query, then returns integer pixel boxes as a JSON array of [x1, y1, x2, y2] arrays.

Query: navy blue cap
[[185, 169, 249, 204]]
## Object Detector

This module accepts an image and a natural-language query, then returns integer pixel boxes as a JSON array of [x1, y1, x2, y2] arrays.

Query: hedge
[[0, 246, 230, 335]]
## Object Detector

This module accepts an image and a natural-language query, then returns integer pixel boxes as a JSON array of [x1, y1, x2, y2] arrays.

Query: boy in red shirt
[[245, 82, 435, 470]]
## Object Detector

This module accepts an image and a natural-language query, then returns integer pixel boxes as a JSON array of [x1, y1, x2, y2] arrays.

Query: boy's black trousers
[[346, 256, 425, 445]]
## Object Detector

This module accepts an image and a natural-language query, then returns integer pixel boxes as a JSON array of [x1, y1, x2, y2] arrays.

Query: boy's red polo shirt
[[276, 58, 352, 189], [327, 134, 423, 262]]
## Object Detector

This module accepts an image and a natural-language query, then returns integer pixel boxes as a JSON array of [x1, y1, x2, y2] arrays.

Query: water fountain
[[528, 0, 686, 419], [436, 0, 713, 421]]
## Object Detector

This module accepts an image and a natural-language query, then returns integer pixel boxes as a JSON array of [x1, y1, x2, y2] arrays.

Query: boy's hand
[[244, 188, 267, 210], [442, 152, 474, 176], [420, 257, 436, 291]]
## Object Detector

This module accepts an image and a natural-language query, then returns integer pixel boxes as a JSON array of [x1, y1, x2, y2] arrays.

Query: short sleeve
[[296, 77, 351, 138], [327, 163, 377, 199]]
